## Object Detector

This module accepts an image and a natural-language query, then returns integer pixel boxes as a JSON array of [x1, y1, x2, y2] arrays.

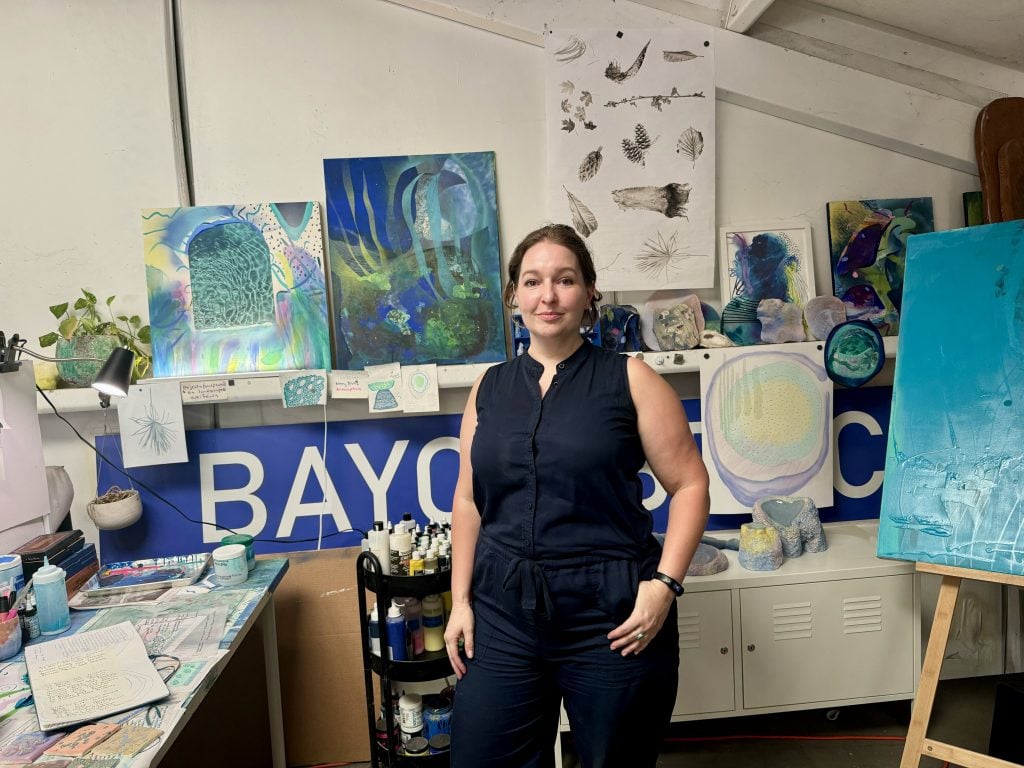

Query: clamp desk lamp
[[0, 334, 135, 407]]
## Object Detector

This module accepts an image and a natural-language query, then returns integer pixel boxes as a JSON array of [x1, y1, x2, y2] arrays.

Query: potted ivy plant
[[38, 290, 152, 388]]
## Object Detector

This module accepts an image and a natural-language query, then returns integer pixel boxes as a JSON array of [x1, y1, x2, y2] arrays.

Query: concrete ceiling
[[804, 0, 1024, 68]]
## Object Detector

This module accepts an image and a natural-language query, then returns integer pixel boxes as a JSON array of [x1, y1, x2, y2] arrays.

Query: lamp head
[[91, 347, 135, 407]]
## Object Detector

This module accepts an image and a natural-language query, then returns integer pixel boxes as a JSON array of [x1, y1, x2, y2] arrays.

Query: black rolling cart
[[356, 551, 453, 767]]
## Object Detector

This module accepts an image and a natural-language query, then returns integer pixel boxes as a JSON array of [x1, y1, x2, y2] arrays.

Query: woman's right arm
[[444, 374, 484, 679]]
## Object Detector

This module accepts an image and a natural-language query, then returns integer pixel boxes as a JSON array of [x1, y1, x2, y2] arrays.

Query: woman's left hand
[[607, 579, 676, 656]]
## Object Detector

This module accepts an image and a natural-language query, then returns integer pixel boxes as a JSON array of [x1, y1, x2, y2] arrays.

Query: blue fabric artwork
[[878, 221, 1024, 575]]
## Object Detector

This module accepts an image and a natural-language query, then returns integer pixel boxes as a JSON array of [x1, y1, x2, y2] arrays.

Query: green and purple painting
[[878, 221, 1024, 576], [323, 152, 506, 369], [142, 202, 331, 377], [827, 197, 934, 337]]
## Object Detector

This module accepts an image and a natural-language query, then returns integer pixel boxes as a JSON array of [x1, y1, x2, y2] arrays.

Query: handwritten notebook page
[[25, 621, 169, 731]]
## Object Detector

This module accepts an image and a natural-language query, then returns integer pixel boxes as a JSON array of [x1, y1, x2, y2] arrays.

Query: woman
[[444, 224, 710, 767]]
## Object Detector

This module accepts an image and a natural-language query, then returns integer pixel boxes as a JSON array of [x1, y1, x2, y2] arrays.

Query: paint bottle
[[23, 599, 39, 640], [423, 548, 438, 575], [398, 692, 423, 741], [400, 597, 424, 657], [33, 557, 70, 636], [368, 602, 381, 656], [368, 522, 390, 576], [391, 529, 412, 576], [386, 601, 407, 661], [409, 550, 424, 577], [421, 594, 445, 653]]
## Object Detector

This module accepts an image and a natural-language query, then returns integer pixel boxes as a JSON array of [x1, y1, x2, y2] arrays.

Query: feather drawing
[[611, 183, 691, 219], [676, 126, 704, 167], [605, 40, 650, 83], [663, 50, 702, 62], [578, 147, 603, 182], [554, 36, 587, 63], [621, 123, 657, 166], [564, 187, 598, 237]]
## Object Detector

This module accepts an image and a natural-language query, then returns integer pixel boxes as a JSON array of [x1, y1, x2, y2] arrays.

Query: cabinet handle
[[746, 643, 756, 652], [720, 647, 729, 655]]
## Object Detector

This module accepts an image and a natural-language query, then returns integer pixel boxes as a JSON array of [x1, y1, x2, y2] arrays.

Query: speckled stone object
[[752, 495, 828, 558], [757, 299, 806, 343], [698, 330, 735, 348], [686, 543, 729, 576], [654, 303, 701, 350], [804, 296, 847, 341], [738, 522, 783, 571]]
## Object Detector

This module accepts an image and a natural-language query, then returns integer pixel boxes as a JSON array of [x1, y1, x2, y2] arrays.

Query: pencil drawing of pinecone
[[621, 123, 656, 166]]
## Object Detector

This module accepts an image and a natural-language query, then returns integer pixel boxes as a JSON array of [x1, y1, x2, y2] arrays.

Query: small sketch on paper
[[663, 50, 703, 62], [130, 392, 177, 455], [605, 39, 650, 82], [553, 35, 587, 63], [604, 87, 705, 110], [621, 123, 657, 166], [612, 183, 690, 219], [403, 364, 440, 413], [365, 363, 402, 413], [635, 231, 702, 282], [676, 126, 704, 167], [281, 372, 327, 408], [564, 187, 599, 237], [578, 147, 603, 182]]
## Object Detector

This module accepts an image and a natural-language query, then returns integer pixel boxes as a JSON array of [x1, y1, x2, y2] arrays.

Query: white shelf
[[36, 336, 899, 414]]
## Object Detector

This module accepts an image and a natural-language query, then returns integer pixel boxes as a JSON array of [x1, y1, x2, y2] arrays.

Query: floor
[[345, 674, 1023, 767]]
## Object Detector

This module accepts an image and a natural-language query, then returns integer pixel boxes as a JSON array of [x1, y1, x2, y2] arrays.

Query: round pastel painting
[[824, 320, 884, 387]]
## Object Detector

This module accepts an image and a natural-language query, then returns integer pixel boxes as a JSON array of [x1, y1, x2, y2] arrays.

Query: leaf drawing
[[578, 147, 603, 182], [611, 183, 691, 219], [573, 106, 586, 122], [663, 50, 702, 62], [621, 123, 657, 166], [561, 118, 576, 133], [605, 40, 650, 83], [604, 87, 706, 109], [561, 98, 571, 113], [584, 120, 597, 130], [554, 35, 587, 63], [580, 91, 593, 107], [676, 126, 704, 167], [564, 187, 598, 237], [560, 80, 575, 95]]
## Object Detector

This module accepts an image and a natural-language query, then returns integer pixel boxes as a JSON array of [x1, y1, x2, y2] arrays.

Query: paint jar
[[428, 733, 451, 754], [33, 558, 70, 636], [404, 736, 428, 757], [213, 544, 248, 585], [0, 555, 24, 592], [375, 717, 398, 750], [398, 692, 423, 739], [0, 611, 21, 661], [422, 693, 452, 739], [421, 595, 445, 653], [220, 534, 255, 572]]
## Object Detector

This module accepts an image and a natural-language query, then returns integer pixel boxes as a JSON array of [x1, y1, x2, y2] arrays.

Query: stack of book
[[12, 531, 99, 597]]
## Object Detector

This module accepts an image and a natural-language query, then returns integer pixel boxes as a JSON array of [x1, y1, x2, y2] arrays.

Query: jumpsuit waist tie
[[501, 556, 555, 622]]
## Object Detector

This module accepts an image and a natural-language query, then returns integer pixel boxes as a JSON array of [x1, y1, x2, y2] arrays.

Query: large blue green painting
[[878, 221, 1024, 575], [323, 152, 506, 368], [143, 202, 331, 377]]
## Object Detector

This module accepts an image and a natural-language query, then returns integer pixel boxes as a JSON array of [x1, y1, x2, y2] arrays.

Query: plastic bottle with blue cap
[[33, 556, 70, 636]]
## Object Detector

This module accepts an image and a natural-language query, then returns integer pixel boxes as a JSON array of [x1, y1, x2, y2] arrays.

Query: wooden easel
[[901, 561, 1024, 768]]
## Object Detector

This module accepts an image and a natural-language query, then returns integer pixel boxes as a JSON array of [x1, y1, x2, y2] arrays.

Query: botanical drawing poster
[[546, 26, 716, 291], [117, 381, 188, 468], [699, 343, 834, 515]]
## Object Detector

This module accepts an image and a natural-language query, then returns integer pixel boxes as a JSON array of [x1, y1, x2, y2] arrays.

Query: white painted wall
[[4, 0, 983, 551]]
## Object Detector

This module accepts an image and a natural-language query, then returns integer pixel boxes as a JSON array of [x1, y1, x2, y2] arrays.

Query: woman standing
[[445, 224, 710, 767]]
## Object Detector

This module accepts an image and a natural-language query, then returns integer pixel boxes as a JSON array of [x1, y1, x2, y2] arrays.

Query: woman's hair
[[503, 224, 603, 332]]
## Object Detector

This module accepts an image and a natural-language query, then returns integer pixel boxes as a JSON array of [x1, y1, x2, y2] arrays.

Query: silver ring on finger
[[635, 631, 646, 642]]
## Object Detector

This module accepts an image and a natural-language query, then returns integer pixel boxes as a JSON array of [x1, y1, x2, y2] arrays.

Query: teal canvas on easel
[[878, 221, 1024, 575]]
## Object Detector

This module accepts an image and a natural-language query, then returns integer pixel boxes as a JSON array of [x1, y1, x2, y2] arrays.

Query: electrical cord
[[36, 386, 368, 545]]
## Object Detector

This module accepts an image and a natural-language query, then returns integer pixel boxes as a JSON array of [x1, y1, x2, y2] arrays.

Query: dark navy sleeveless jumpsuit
[[451, 342, 679, 768]]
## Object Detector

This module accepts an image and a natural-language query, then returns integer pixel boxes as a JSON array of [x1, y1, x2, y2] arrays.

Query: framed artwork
[[142, 202, 331, 377], [699, 342, 834, 515], [719, 221, 814, 310], [827, 197, 934, 337], [322, 152, 506, 369], [878, 222, 1024, 576]]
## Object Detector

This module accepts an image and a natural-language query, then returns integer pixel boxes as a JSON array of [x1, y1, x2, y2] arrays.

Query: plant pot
[[87, 489, 142, 530], [55, 335, 119, 388]]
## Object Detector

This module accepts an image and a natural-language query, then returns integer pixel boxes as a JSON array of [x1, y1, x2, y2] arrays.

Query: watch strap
[[651, 571, 684, 596]]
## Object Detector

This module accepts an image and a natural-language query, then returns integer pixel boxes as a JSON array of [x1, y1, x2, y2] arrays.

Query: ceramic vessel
[[87, 489, 142, 530], [55, 335, 118, 388]]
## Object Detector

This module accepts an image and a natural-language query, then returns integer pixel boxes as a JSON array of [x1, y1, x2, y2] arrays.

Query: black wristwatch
[[651, 571, 685, 596]]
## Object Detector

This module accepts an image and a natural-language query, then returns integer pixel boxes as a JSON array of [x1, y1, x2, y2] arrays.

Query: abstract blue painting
[[323, 152, 506, 369], [878, 221, 1024, 575]]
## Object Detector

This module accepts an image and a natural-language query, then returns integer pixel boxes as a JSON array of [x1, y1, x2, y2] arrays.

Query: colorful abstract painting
[[827, 198, 934, 336], [699, 342, 833, 515], [323, 152, 506, 369], [142, 202, 330, 377], [878, 221, 1024, 576], [963, 191, 984, 227]]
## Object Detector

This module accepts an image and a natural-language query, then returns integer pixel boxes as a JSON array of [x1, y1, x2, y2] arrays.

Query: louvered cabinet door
[[738, 575, 915, 709], [674, 590, 735, 716]]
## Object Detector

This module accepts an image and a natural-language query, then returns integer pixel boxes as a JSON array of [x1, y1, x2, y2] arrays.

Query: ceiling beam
[[726, 0, 777, 31]]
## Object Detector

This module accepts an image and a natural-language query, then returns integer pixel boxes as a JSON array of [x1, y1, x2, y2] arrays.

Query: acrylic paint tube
[[386, 601, 407, 661], [369, 522, 390, 575], [368, 602, 381, 656], [421, 594, 445, 652]]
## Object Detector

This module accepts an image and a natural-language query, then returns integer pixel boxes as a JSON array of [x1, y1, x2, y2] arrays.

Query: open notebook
[[25, 621, 169, 731]]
